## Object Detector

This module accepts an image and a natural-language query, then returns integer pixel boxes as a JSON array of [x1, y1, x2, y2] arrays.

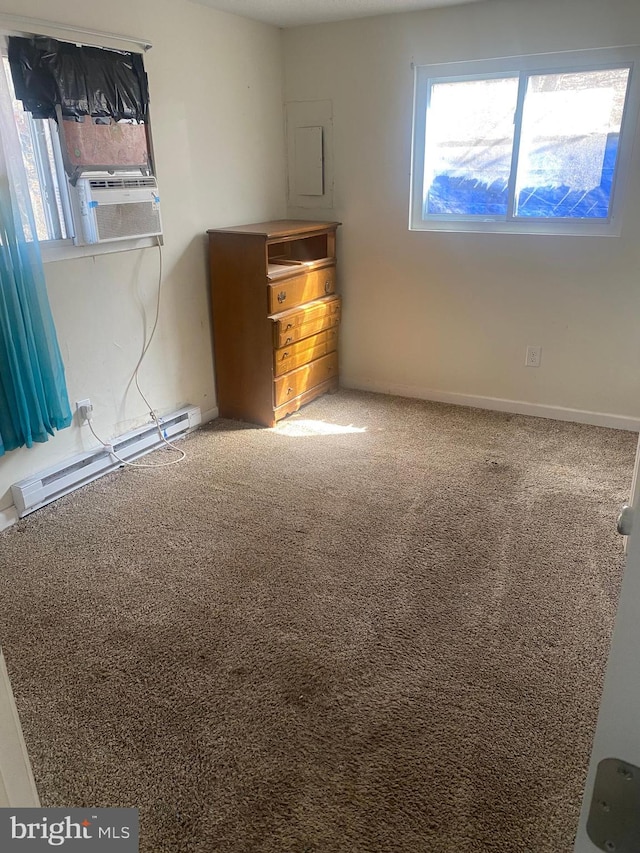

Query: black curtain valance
[[8, 36, 149, 122]]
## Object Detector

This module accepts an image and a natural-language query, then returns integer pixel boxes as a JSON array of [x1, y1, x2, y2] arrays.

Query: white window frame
[[409, 46, 640, 236]]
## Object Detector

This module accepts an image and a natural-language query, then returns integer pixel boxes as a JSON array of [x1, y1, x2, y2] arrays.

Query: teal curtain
[[0, 58, 71, 456]]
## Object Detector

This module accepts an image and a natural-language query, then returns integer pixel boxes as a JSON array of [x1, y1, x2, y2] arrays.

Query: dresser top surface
[[207, 219, 341, 239]]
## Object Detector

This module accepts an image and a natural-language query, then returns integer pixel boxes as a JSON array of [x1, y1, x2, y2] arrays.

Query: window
[[3, 34, 160, 257], [410, 47, 640, 235], [4, 56, 72, 242]]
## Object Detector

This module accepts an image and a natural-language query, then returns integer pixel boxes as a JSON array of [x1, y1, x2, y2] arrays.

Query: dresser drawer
[[272, 296, 341, 348], [273, 377, 338, 423], [273, 328, 339, 377], [273, 352, 339, 408], [267, 266, 336, 313]]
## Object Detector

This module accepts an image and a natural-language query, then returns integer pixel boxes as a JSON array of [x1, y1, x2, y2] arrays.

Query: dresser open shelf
[[207, 220, 341, 427]]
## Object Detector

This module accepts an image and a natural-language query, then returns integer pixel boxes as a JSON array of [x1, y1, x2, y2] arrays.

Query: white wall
[[283, 0, 640, 425], [0, 0, 287, 514]]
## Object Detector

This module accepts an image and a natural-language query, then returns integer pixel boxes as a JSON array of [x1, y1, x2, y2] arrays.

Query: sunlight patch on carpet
[[272, 418, 367, 437]]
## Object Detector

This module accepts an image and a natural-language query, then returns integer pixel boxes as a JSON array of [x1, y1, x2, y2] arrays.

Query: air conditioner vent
[[95, 201, 161, 241], [88, 177, 157, 190]]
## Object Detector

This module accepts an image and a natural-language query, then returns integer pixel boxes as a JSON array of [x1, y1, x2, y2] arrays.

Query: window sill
[[41, 235, 159, 263], [409, 219, 621, 237]]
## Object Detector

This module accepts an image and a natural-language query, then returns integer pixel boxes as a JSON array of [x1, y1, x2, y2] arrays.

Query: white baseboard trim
[[0, 506, 18, 534], [0, 405, 219, 536], [342, 378, 640, 432], [200, 406, 219, 425]]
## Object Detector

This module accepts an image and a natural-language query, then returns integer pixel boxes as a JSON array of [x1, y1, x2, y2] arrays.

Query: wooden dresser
[[207, 220, 341, 427]]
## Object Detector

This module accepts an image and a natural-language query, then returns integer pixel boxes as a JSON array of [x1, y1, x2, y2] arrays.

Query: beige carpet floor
[[0, 390, 635, 853]]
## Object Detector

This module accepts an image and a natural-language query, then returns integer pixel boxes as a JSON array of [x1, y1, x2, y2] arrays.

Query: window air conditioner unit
[[74, 175, 162, 244]]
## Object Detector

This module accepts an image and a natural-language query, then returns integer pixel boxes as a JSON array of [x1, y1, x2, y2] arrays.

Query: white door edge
[[0, 649, 39, 808], [574, 435, 640, 850]]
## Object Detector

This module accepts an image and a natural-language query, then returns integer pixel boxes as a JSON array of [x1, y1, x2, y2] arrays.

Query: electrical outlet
[[525, 346, 542, 368], [75, 398, 93, 425]]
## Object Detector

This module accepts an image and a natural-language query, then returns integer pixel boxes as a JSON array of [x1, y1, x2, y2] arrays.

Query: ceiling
[[191, 0, 485, 28]]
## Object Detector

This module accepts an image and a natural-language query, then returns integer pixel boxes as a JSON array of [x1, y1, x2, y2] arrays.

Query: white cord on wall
[[87, 238, 187, 469]]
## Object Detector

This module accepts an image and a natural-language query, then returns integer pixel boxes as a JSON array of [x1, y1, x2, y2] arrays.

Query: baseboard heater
[[11, 405, 202, 518]]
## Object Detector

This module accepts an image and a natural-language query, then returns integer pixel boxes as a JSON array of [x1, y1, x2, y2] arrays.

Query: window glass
[[424, 76, 518, 217], [4, 56, 69, 241], [514, 69, 630, 219]]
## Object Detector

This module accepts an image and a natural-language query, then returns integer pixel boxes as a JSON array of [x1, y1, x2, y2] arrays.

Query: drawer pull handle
[[324, 280, 333, 294], [287, 387, 294, 396], [285, 337, 292, 345], [278, 291, 287, 304], [282, 351, 289, 359], [285, 323, 293, 330]]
